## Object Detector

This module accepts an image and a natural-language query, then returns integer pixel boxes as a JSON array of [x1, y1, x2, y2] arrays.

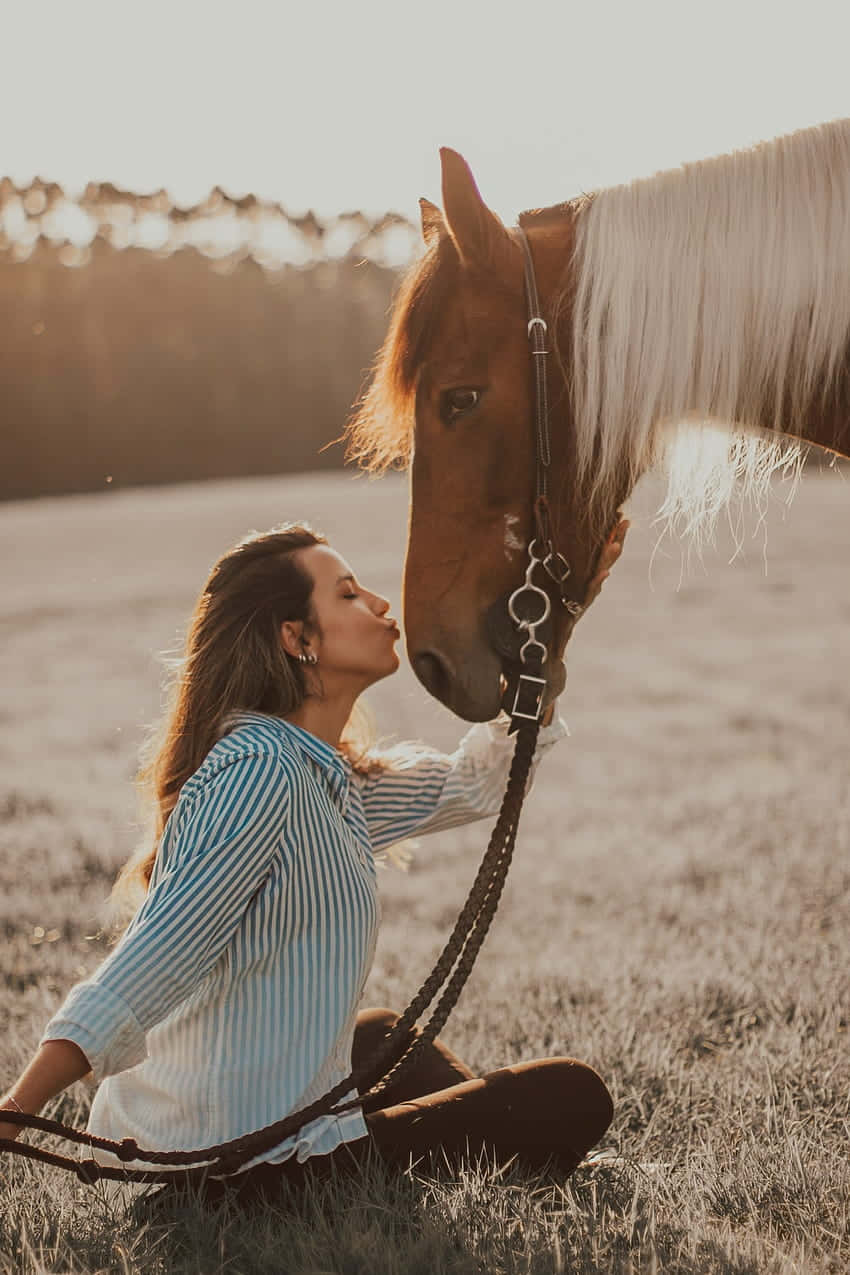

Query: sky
[[3, 0, 849, 226]]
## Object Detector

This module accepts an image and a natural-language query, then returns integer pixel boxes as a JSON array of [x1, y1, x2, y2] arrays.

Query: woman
[[0, 520, 626, 1208]]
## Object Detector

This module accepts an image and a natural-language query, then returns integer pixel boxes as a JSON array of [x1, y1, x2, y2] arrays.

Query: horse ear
[[419, 197, 447, 247], [439, 147, 512, 269]]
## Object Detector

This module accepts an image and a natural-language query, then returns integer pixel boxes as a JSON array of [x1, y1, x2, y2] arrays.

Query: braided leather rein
[[0, 226, 574, 1188]]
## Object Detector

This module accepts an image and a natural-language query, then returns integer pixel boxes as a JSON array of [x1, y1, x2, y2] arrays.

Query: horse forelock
[[345, 238, 461, 472]]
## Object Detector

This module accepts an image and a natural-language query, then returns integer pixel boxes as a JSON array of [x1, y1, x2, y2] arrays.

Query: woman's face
[[298, 544, 401, 689]]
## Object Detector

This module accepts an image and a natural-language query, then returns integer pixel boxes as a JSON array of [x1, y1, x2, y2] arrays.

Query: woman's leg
[[365, 1056, 614, 1177], [352, 1007, 476, 1110], [157, 1009, 477, 1210], [158, 1015, 611, 1210]]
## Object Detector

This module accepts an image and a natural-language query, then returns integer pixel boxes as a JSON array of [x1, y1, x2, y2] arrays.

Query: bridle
[[0, 229, 579, 1189], [505, 226, 584, 727]]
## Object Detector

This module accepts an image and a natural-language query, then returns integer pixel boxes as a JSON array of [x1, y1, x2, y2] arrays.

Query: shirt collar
[[225, 711, 350, 805]]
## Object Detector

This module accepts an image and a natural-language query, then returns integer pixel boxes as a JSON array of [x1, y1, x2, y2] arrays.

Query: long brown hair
[[107, 523, 384, 932]]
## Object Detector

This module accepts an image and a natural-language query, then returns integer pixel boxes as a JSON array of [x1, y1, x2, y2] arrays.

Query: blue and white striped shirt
[[40, 709, 566, 1176]]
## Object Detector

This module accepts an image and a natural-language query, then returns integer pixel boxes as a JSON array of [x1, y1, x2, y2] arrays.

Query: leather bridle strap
[[516, 227, 552, 502], [504, 227, 586, 730], [513, 227, 583, 619]]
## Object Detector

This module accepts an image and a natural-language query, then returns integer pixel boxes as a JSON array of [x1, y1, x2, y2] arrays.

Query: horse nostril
[[412, 650, 455, 705]]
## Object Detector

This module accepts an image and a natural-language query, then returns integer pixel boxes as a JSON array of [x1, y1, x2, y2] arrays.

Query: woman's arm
[[353, 520, 630, 854], [353, 704, 568, 853], [0, 1040, 90, 1142], [35, 748, 291, 1088]]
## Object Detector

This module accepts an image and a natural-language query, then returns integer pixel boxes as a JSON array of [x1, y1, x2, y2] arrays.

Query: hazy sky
[[4, 0, 849, 224]]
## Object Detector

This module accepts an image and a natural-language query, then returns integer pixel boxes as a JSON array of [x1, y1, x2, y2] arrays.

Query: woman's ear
[[280, 619, 305, 659]]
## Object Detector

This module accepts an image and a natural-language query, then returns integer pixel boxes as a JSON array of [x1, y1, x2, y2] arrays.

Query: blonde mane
[[569, 117, 850, 538]]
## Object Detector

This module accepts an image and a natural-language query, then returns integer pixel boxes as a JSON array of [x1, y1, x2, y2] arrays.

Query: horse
[[346, 118, 850, 722]]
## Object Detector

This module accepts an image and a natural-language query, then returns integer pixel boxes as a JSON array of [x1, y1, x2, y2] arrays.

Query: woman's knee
[[352, 1008, 413, 1074], [355, 1007, 401, 1034], [567, 1060, 613, 1140], [550, 1059, 613, 1144], [494, 1057, 614, 1143]]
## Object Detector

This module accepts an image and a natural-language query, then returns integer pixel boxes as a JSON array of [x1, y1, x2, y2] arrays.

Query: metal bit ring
[[519, 634, 548, 667]]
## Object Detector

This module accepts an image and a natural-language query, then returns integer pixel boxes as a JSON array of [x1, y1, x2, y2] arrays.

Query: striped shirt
[[40, 709, 566, 1177]]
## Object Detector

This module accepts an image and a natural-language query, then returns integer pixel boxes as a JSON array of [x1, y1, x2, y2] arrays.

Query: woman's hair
[[106, 522, 388, 933]]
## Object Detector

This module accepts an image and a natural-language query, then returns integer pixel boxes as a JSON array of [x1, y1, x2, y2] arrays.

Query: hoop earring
[[297, 652, 318, 665]]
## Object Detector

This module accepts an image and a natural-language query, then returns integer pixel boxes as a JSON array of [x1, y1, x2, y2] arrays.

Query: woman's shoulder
[[180, 717, 299, 805]]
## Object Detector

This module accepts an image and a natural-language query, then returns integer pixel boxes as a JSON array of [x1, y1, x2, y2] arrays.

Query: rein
[[0, 228, 578, 1188]]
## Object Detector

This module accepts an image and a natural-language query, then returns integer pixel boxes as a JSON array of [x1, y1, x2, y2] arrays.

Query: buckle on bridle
[[510, 671, 546, 722]]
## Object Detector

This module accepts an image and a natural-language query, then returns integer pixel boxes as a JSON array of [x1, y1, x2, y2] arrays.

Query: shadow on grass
[[116, 1151, 760, 1275], [1, 1150, 820, 1275]]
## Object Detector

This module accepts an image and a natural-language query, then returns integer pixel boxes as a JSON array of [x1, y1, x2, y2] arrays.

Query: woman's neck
[[284, 695, 356, 750]]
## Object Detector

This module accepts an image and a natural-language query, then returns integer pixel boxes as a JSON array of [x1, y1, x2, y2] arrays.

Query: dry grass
[[0, 466, 847, 1273]]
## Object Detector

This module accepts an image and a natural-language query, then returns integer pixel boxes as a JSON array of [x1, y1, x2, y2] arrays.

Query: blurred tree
[[0, 180, 415, 499]]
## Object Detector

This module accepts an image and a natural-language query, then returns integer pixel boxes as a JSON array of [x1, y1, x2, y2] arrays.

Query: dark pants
[[164, 1007, 613, 1210]]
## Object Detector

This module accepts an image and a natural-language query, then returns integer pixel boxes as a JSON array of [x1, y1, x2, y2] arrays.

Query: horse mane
[[346, 235, 461, 472], [568, 117, 850, 538]]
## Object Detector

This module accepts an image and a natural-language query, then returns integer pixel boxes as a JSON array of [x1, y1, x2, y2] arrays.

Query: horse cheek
[[480, 418, 526, 512]]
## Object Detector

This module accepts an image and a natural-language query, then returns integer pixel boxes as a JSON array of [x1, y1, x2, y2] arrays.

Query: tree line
[[1, 180, 414, 499]]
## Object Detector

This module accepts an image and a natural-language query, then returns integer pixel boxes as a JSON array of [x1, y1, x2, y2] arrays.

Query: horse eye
[[440, 388, 481, 425]]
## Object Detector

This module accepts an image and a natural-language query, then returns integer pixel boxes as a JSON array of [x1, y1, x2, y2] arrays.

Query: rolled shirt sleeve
[[39, 749, 290, 1083], [353, 709, 568, 852]]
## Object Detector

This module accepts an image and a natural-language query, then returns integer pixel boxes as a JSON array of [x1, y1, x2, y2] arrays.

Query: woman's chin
[[370, 651, 401, 683]]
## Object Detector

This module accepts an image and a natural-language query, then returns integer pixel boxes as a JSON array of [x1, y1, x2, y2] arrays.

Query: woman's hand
[[0, 1041, 91, 1149], [583, 516, 630, 610], [0, 1097, 26, 1142]]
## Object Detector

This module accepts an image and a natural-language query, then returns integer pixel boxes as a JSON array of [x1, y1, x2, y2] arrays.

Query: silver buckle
[[510, 672, 546, 722]]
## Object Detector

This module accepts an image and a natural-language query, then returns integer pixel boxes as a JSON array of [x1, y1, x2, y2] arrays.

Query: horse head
[[349, 148, 629, 721]]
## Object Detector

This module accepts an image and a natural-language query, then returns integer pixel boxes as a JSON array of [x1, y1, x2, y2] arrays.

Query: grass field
[[0, 467, 847, 1274]]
